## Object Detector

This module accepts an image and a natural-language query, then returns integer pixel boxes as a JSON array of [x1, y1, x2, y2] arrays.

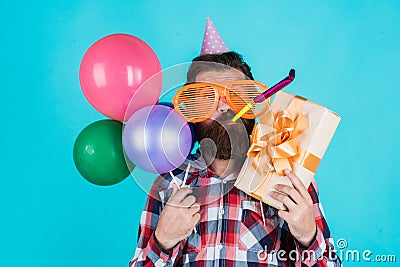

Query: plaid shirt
[[129, 154, 341, 267]]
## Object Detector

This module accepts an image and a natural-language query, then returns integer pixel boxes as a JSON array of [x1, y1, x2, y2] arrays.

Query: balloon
[[122, 105, 192, 174], [157, 101, 197, 151], [157, 101, 174, 108], [123, 71, 164, 121], [79, 34, 162, 121], [73, 120, 133, 186]]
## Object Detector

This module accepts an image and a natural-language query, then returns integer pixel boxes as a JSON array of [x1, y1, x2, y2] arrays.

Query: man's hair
[[186, 51, 254, 83]]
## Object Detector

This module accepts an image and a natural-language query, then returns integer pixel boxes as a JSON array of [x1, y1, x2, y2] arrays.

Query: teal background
[[1, 0, 399, 266]]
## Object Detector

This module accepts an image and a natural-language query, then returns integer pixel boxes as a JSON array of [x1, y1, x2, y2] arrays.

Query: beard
[[193, 110, 255, 160]]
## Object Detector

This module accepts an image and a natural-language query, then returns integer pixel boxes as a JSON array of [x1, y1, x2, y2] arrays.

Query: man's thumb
[[171, 183, 179, 195]]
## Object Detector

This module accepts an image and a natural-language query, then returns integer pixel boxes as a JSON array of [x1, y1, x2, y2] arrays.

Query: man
[[129, 51, 341, 266]]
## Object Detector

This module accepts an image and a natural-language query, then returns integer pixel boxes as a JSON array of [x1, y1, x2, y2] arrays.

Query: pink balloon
[[79, 34, 162, 121]]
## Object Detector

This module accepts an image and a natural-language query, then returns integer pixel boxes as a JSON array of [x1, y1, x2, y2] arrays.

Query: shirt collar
[[184, 149, 240, 185]]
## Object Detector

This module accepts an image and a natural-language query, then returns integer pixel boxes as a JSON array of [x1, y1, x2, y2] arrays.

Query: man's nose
[[217, 97, 230, 113]]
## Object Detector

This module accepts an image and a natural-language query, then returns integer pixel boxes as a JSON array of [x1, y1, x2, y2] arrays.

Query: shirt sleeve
[[128, 188, 182, 267], [293, 179, 342, 267]]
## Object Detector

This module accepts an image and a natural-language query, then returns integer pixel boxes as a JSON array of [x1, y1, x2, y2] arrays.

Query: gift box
[[234, 91, 340, 210]]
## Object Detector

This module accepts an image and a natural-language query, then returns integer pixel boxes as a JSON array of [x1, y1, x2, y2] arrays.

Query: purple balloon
[[122, 105, 192, 174]]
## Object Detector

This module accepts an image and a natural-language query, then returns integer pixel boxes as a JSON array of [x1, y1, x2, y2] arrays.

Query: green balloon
[[73, 120, 133, 186]]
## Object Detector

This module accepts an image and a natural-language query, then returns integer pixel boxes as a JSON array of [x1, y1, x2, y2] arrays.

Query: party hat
[[200, 17, 229, 55]]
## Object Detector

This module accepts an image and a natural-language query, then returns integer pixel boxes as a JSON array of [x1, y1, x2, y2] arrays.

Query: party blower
[[232, 69, 296, 122]]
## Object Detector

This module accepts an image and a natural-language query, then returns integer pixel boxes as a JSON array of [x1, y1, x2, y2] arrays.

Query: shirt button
[[220, 208, 225, 215], [218, 244, 223, 250]]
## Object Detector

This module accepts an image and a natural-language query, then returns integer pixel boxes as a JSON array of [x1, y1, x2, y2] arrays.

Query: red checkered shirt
[[129, 158, 341, 267]]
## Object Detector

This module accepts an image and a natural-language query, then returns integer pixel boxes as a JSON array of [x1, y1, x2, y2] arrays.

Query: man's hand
[[154, 185, 201, 250], [269, 169, 316, 247]]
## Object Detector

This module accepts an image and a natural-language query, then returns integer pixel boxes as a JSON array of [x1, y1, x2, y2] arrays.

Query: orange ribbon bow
[[248, 96, 320, 176]]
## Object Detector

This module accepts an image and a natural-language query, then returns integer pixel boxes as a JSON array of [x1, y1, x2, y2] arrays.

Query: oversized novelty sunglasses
[[172, 80, 270, 122]]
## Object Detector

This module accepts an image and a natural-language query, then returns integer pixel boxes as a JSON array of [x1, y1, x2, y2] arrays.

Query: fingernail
[[274, 185, 279, 190], [285, 169, 291, 175]]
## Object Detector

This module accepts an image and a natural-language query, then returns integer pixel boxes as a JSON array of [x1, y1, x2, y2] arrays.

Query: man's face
[[193, 70, 255, 160]]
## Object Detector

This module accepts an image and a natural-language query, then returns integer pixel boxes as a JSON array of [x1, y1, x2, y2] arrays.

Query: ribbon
[[248, 96, 320, 177]]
